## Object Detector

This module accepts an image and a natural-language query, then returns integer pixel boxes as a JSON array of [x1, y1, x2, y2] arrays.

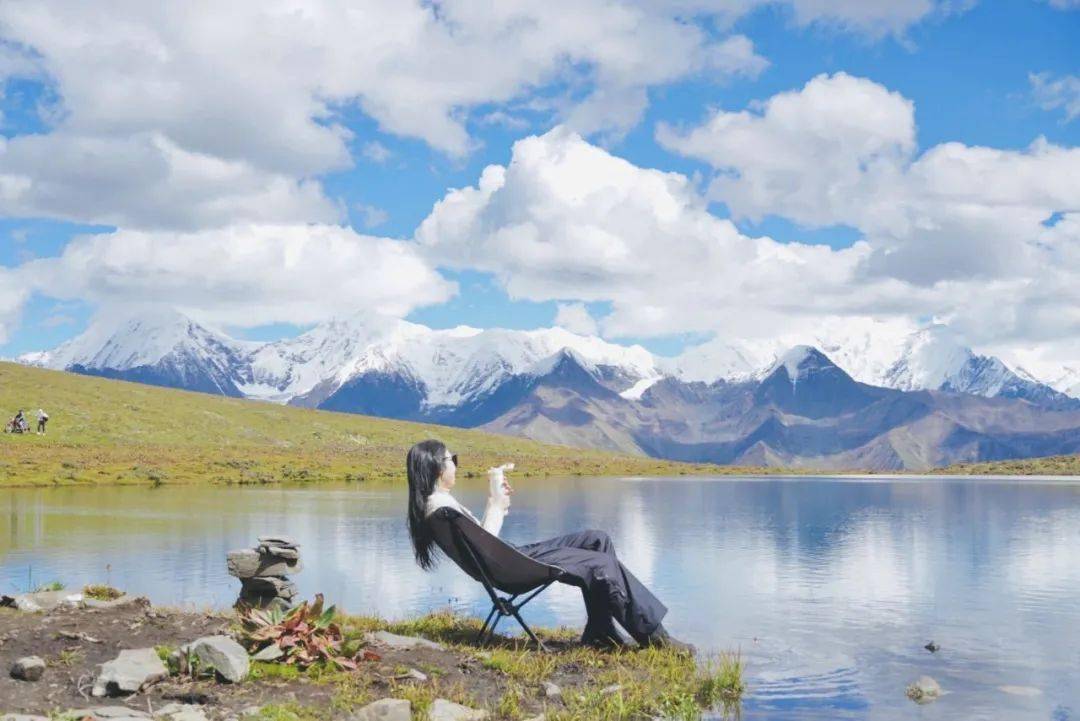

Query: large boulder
[[91, 648, 169, 697], [174, 635, 250, 683]]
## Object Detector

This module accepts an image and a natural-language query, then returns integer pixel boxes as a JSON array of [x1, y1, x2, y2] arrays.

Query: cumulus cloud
[[19, 224, 456, 328], [658, 72, 1080, 291], [417, 119, 1080, 355], [554, 302, 599, 336], [0, 268, 29, 344], [1030, 72, 1080, 123], [0, 133, 340, 229], [0, 0, 769, 230], [417, 126, 881, 339]]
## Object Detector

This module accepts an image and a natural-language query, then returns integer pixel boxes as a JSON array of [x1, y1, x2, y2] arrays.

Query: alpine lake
[[3, 475, 1079, 720]]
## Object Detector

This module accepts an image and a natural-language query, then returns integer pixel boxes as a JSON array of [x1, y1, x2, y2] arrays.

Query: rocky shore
[[0, 588, 743, 721]]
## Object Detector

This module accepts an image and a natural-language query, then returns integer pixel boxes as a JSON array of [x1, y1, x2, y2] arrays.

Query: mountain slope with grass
[[0, 361, 747, 487]]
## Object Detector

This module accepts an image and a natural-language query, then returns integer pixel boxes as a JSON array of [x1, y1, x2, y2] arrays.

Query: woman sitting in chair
[[405, 439, 694, 654]]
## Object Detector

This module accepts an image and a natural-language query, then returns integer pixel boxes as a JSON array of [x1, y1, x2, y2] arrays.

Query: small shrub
[[83, 584, 124, 601], [238, 594, 358, 670]]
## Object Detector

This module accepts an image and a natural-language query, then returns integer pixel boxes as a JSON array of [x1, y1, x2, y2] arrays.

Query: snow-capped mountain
[[670, 321, 1077, 406], [21, 309, 663, 409], [21, 308, 254, 396], [17, 309, 1080, 470]]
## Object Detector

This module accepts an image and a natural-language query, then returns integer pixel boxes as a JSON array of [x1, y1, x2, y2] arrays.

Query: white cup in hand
[[488, 463, 514, 509]]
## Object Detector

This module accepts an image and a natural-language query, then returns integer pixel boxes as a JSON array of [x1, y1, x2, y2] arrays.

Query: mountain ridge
[[17, 310, 1080, 471]]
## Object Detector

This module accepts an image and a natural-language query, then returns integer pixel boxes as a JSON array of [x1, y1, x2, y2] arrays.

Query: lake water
[[2, 476, 1079, 719]]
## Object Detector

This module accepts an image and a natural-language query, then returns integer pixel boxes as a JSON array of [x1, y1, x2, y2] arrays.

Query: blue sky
[[0, 0, 1077, 363]]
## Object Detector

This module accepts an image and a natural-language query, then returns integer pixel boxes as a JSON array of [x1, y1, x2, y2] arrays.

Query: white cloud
[[0, 0, 769, 231], [0, 132, 340, 229], [417, 126, 879, 340], [1030, 72, 1080, 123], [657, 72, 916, 229], [554, 302, 599, 336], [356, 203, 389, 229], [658, 72, 1080, 293], [417, 119, 1080, 357], [0, 268, 28, 344], [20, 224, 456, 328], [362, 141, 393, 164]]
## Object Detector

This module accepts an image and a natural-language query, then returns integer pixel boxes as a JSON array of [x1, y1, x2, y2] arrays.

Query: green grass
[[0, 361, 768, 487], [935, 453, 1080, 476], [334, 609, 745, 720]]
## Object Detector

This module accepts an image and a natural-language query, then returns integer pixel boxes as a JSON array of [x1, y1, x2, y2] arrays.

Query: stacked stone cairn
[[227, 534, 302, 611]]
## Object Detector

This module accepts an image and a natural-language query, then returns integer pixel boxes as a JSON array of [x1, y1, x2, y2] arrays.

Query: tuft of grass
[[83, 583, 124, 600], [34, 580, 65, 592], [697, 651, 745, 708], [249, 661, 302, 682], [252, 703, 322, 721], [49, 647, 85, 667]]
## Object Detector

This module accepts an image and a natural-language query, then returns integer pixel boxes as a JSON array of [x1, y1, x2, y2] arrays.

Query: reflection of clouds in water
[[5, 478, 1080, 719], [612, 488, 656, 585], [1005, 510, 1080, 595]]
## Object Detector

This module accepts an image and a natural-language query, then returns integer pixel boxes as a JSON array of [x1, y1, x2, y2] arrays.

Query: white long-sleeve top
[[424, 489, 508, 537]]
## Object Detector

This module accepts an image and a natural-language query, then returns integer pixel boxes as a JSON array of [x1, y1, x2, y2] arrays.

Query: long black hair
[[406, 439, 447, 570]]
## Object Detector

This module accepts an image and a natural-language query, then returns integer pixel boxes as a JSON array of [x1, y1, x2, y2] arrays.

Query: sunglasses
[[444, 453, 459, 468]]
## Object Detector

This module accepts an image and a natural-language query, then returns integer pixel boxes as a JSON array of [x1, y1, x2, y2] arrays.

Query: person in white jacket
[[405, 439, 693, 654]]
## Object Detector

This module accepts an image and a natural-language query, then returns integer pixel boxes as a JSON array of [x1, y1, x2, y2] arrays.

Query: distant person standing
[[36, 408, 48, 434]]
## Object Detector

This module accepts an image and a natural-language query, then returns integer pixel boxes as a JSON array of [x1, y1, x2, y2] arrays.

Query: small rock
[[427, 699, 489, 721], [251, 642, 285, 662], [346, 698, 412, 721], [239, 576, 297, 599], [257, 534, 299, 547], [541, 681, 561, 698], [71, 707, 152, 719], [84, 595, 148, 611], [177, 635, 250, 682], [91, 648, 169, 697], [923, 641, 939, 653], [1, 590, 83, 612], [600, 684, 622, 696], [10, 655, 46, 681], [259, 545, 300, 560], [227, 549, 302, 578], [405, 667, 428, 682], [155, 703, 210, 721], [366, 630, 443, 651], [239, 706, 263, 718], [906, 675, 942, 704]]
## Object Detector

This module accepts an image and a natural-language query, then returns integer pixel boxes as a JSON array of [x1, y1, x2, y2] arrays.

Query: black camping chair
[[428, 506, 564, 651]]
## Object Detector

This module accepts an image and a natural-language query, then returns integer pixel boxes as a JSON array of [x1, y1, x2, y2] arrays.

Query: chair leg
[[509, 608, 547, 652], [476, 604, 499, 644]]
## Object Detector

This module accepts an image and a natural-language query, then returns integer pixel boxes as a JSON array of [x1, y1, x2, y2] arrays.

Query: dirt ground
[[0, 597, 580, 719]]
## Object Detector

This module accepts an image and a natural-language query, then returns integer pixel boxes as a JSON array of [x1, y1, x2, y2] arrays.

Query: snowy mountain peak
[[22, 308, 244, 371]]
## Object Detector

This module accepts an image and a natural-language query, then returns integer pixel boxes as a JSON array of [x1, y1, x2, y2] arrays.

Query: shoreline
[[0, 590, 743, 721]]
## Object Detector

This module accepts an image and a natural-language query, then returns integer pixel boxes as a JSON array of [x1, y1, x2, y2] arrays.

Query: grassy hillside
[[0, 361, 761, 487], [935, 454, 1080, 476]]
